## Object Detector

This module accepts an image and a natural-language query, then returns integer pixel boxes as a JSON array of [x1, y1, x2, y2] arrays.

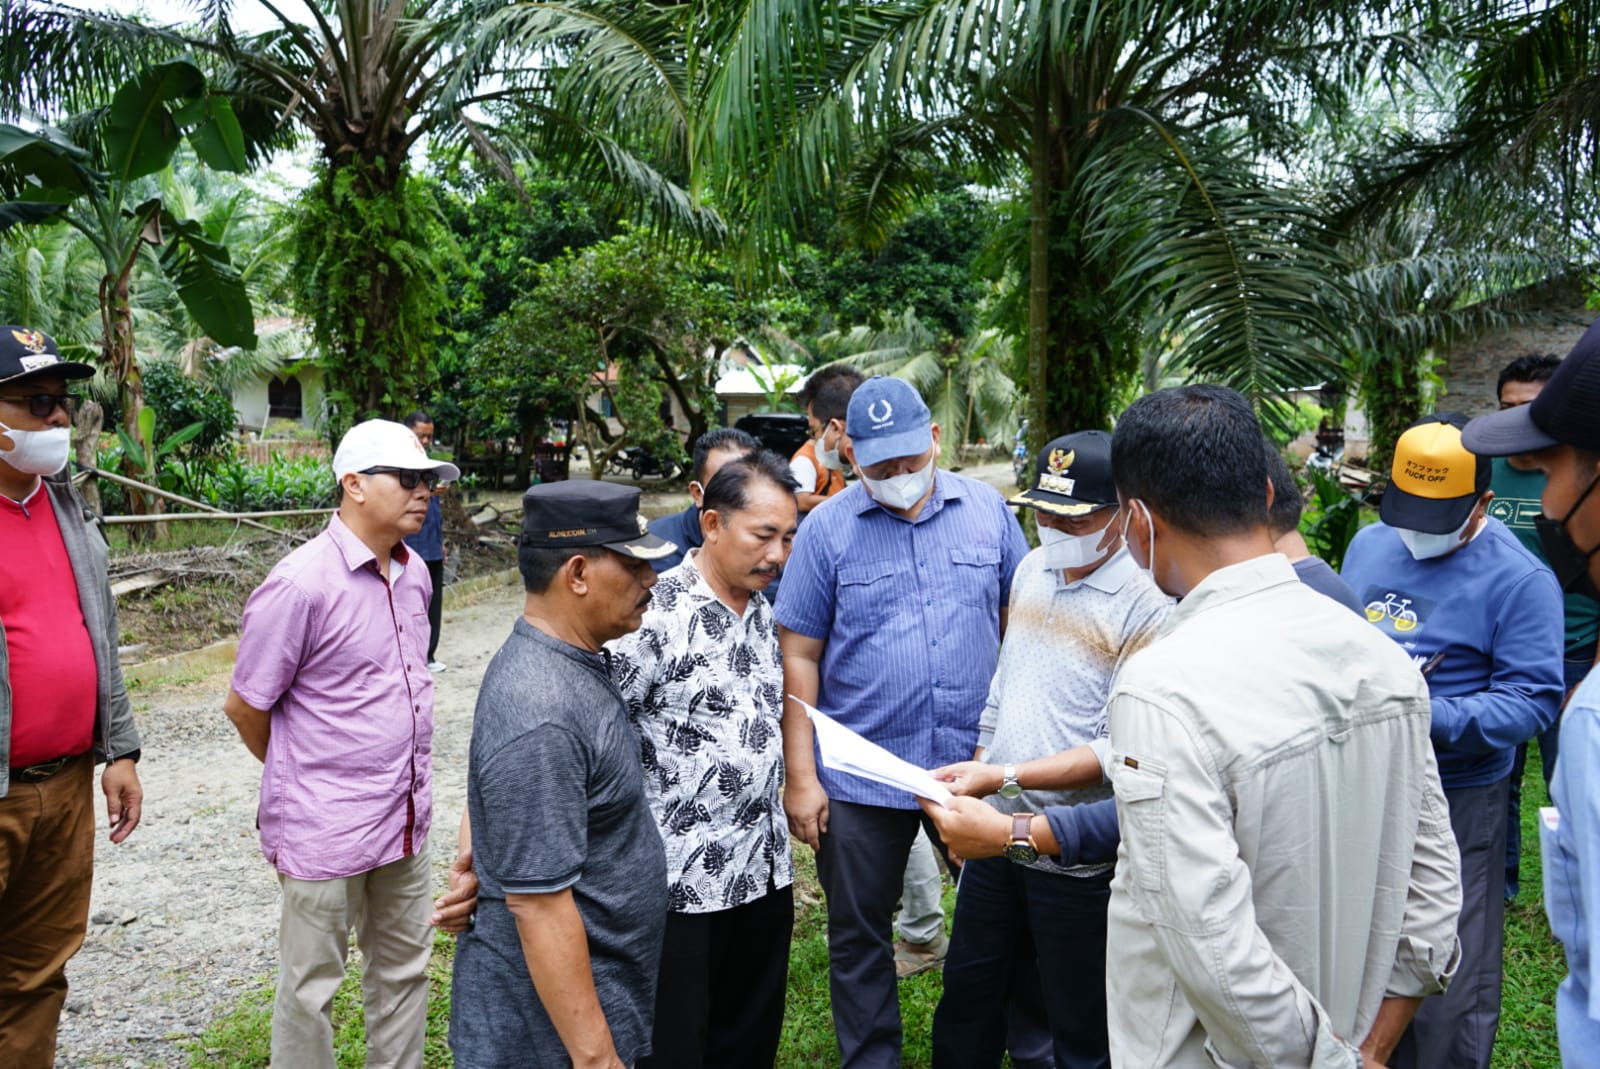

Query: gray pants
[[271, 844, 434, 1069], [1391, 777, 1508, 1069]]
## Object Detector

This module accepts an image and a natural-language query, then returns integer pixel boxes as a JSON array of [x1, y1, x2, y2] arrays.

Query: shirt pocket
[[949, 544, 1002, 612], [838, 559, 901, 628], [1111, 755, 1167, 893]]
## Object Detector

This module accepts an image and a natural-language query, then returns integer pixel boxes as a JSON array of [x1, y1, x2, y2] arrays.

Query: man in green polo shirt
[[1491, 354, 1600, 900]]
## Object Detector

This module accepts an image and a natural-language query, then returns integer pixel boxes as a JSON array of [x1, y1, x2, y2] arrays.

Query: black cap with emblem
[[519, 480, 674, 560], [0, 326, 95, 387], [1011, 430, 1118, 516]]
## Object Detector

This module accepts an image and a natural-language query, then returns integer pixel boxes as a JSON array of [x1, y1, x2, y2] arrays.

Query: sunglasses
[[360, 466, 440, 491], [0, 393, 80, 419]]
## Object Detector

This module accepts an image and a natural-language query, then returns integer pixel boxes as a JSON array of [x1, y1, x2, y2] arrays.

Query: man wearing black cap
[[0, 326, 143, 1068], [925, 431, 1172, 1069], [1461, 320, 1600, 1063], [451, 480, 673, 1069], [1342, 413, 1565, 1069]]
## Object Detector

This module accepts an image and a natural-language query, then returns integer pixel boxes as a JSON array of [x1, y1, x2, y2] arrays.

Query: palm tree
[[817, 308, 1019, 464], [0, 0, 572, 426]]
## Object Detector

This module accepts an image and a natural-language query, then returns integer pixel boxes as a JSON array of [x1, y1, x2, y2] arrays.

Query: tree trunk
[[103, 273, 161, 540], [1026, 44, 1053, 455], [73, 400, 103, 514]]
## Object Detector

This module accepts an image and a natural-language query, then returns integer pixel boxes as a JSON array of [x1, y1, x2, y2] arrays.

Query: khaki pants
[[0, 754, 95, 1069], [272, 843, 433, 1069]]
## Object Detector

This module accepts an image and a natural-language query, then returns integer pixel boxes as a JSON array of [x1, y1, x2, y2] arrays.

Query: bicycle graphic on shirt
[[1365, 592, 1419, 632]]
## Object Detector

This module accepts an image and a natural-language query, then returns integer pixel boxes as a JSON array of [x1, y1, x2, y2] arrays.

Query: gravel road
[[55, 576, 525, 1069]]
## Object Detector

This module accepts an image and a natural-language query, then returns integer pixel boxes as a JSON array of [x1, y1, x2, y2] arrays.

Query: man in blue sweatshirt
[[1342, 412, 1564, 1069]]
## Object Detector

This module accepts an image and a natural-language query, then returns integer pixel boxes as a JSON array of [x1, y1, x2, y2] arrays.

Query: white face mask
[[1037, 516, 1117, 571], [1397, 511, 1475, 561], [0, 422, 70, 476], [861, 455, 935, 510], [815, 424, 843, 471], [1120, 499, 1158, 585]]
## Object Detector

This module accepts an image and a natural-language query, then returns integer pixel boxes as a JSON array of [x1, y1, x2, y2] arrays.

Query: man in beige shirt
[[927, 386, 1461, 1068]]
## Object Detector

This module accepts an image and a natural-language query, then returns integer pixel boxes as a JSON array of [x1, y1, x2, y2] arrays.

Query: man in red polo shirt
[[0, 325, 144, 1068]]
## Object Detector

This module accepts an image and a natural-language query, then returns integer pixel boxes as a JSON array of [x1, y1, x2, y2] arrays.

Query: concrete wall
[[1438, 277, 1594, 418], [232, 367, 326, 433]]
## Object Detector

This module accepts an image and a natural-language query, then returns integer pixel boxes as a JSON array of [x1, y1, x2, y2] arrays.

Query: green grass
[[190, 773, 1569, 1068], [1494, 740, 1563, 1069]]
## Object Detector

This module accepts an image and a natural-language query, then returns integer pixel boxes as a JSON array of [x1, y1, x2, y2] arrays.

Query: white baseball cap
[[332, 419, 462, 482]]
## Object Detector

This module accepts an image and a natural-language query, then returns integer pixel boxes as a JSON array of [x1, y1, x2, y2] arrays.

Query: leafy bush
[[1301, 466, 1368, 571], [199, 454, 337, 512], [141, 360, 239, 464]]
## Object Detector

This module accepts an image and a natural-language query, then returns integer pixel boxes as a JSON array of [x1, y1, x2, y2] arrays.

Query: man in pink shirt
[[224, 419, 477, 1069]]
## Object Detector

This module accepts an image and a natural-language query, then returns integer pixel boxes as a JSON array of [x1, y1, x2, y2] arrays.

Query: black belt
[[8, 756, 73, 783]]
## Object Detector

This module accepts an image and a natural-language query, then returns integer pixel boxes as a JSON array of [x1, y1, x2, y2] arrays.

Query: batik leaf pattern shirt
[[609, 550, 793, 914]]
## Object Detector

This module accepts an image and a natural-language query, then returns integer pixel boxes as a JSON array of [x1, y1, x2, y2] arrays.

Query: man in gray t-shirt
[[450, 482, 673, 1069]]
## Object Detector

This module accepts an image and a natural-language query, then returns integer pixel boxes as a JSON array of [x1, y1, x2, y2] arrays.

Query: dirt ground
[[60, 459, 1020, 1067]]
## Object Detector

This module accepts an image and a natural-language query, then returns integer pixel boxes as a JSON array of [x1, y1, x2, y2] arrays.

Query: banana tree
[[0, 57, 257, 519]]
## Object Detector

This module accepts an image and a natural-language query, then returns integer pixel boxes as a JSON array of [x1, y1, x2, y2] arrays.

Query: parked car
[[735, 412, 811, 458]]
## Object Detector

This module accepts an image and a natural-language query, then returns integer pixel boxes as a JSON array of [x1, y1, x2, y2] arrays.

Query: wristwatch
[[1003, 812, 1039, 865], [999, 763, 1022, 799]]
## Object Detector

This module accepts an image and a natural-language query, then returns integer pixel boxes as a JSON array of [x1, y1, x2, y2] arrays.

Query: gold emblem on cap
[[1047, 448, 1075, 475], [637, 515, 649, 534], [10, 329, 47, 354]]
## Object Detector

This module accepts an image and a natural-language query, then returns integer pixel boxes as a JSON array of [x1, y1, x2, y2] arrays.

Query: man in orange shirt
[[791, 365, 863, 515]]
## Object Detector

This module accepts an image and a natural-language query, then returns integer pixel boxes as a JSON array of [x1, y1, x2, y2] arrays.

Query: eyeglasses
[[360, 466, 440, 491], [0, 393, 80, 419]]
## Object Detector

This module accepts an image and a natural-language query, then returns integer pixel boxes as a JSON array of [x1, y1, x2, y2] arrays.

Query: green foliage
[[478, 230, 737, 476], [786, 184, 994, 338], [141, 360, 238, 463], [289, 163, 452, 432], [1300, 467, 1370, 572], [1261, 399, 1325, 451], [198, 454, 337, 513]]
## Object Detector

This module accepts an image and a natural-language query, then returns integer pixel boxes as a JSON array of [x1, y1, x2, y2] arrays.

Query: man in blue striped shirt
[[775, 377, 1028, 1069]]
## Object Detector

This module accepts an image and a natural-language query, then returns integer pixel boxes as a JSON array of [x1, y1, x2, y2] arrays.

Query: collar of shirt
[[849, 467, 964, 522], [0, 478, 44, 514], [515, 614, 612, 674], [326, 511, 411, 578], [1160, 552, 1297, 637], [1055, 545, 1139, 594], [680, 548, 765, 623]]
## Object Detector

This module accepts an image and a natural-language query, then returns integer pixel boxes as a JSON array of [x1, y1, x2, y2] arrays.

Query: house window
[[268, 376, 303, 420]]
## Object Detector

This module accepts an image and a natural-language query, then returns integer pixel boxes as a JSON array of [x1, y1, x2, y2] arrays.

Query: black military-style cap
[[0, 326, 94, 388], [520, 480, 674, 560], [1011, 430, 1118, 516]]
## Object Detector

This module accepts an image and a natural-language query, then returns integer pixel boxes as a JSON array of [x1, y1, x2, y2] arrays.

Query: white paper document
[[792, 696, 954, 807]]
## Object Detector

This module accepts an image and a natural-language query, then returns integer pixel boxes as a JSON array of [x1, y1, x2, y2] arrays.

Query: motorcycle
[[1012, 419, 1031, 488], [616, 445, 682, 480]]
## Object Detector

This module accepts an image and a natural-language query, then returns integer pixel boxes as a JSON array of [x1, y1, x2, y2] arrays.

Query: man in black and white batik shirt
[[609, 450, 800, 1069]]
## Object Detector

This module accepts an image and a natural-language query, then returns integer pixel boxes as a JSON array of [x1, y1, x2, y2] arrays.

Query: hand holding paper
[[791, 695, 954, 807]]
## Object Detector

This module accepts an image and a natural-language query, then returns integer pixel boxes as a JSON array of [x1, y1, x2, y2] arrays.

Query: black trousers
[[815, 800, 964, 1069], [424, 558, 444, 661], [637, 884, 794, 1069], [933, 856, 1111, 1069]]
